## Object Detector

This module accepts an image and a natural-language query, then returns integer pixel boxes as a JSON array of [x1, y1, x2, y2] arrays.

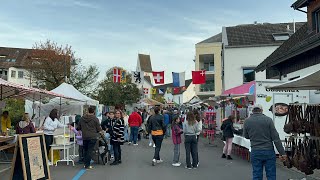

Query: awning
[[0, 78, 74, 101], [139, 98, 164, 106], [269, 70, 320, 90], [222, 81, 256, 95]]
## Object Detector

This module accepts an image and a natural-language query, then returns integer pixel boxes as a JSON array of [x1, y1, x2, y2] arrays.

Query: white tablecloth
[[231, 135, 280, 154]]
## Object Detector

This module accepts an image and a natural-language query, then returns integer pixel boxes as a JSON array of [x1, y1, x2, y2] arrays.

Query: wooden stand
[[10, 133, 51, 180]]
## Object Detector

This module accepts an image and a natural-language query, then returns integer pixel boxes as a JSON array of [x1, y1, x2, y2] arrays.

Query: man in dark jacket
[[148, 107, 166, 166], [243, 104, 286, 179], [78, 106, 102, 169], [128, 108, 142, 145]]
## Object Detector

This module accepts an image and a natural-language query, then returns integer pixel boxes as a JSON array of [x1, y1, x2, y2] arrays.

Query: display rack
[[203, 111, 216, 145]]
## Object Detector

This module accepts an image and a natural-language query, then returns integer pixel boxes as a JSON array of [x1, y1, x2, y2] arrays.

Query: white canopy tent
[[270, 70, 320, 90], [25, 83, 99, 119]]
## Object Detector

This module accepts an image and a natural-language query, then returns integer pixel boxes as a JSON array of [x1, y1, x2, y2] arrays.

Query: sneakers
[[133, 143, 138, 146], [48, 161, 53, 166], [227, 155, 233, 160], [152, 159, 156, 166], [185, 166, 192, 170], [128, 142, 132, 145], [110, 161, 119, 166], [149, 143, 153, 147], [172, 162, 181, 167], [156, 159, 163, 163], [153, 144, 156, 148], [110, 155, 114, 160], [85, 166, 94, 169], [221, 154, 226, 158]]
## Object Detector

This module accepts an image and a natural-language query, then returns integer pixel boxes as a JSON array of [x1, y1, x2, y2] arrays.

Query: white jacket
[[43, 117, 66, 135], [196, 120, 203, 135]]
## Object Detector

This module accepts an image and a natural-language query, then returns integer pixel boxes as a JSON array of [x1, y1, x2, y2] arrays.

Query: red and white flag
[[152, 71, 164, 84], [143, 88, 149, 94], [192, 70, 206, 84], [113, 68, 121, 83]]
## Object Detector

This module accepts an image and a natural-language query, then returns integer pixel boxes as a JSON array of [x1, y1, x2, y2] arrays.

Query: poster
[[27, 137, 45, 179]]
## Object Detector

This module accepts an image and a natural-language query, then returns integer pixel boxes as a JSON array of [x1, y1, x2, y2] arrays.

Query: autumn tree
[[95, 67, 141, 106]]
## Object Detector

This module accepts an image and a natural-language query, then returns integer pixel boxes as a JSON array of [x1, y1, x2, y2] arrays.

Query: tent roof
[[0, 78, 72, 101], [269, 70, 320, 90], [139, 98, 164, 106], [51, 83, 99, 105]]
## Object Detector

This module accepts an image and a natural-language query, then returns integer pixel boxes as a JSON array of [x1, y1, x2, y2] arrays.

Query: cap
[[253, 104, 263, 110]]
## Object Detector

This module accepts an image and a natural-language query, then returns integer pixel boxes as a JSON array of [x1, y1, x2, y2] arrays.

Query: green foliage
[[3, 98, 25, 127], [152, 95, 166, 104], [68, 59, 100, 96], [95, 67, 141, 106]]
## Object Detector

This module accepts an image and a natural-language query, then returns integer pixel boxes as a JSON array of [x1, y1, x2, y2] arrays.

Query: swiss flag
[[152, 71, 164, 84], [192, 70, 206, 84], [113, 68, 121, 83], [143, 88, 149, 94], [173, 87, 180, 94]]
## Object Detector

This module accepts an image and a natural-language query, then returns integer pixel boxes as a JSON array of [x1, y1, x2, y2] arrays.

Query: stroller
[[92, 133, 110, 165]]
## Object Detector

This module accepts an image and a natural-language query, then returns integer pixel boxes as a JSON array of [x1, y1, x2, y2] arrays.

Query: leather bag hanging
[[284, 105, 294, 134]]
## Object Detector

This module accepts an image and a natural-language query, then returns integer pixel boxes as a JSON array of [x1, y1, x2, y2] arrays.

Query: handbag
[[284, 106, 294, 134]]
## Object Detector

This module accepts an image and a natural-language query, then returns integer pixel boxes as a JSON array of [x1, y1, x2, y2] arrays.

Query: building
[[136, 53, 154, 98], [0, 47, 34, 87], [195, 33, 223, 98], [256, 0, 320, 103], [222, 22, 304, 91]]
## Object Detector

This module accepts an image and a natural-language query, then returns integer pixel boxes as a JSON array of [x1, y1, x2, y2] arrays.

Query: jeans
[[105, 133, 114, 156], [250, 150, 276, 180], [124, 125, 129, 141], [173, 144, 180, 163], [149, 134, 153, 144], [185, 135, 198, 168], [44, 135, 54, 156], [223, 138, 233, 155], [83, 139, 97, 168], [152, 135, 164, 160], [78, 145, 84, 161], [166, 124, 171, 137], [130, 126, 139, 144], [113, 143, 121, 162]]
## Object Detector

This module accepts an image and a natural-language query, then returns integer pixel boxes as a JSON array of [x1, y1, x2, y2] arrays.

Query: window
[[18, 71, 24, 78], [200, 75, 215, 92], [313, 9, 320, 32], [243, 68, 255, 83], [199, 54, 214, 72], [4, 71, 7, 76], [11, 70, 16, 78]]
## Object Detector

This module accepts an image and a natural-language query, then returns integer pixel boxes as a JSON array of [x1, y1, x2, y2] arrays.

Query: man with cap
[[243, 104, 286, 180]]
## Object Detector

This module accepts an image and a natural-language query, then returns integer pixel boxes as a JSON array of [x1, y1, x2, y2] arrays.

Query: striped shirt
[[111, 118, 125, 144]]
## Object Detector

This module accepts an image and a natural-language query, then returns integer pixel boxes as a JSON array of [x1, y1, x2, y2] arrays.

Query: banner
[[172, 72, 185, 87], [113, 68, 121, 83], [121, 70, 126, 83], [143, 88, 149, 94], [151, 88, 157, 95], [132, 71, 144, 85], [158, 88, 165, 95]]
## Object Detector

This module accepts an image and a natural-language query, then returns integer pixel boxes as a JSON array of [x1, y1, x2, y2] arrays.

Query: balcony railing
[[200, 83, 215, 92]]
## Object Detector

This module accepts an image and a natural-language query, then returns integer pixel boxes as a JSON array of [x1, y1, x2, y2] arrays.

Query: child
[[172, 116, 183, 167], [69, 115, 84, 163]]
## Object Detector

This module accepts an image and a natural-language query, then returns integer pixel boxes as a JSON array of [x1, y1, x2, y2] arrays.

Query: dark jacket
[[101, 117, 114, 135], [78, 114, 102, 140], [148, 114, 166, 135], [243, 113, 285, 155], [16, 121, 36, 134], [111, 118, 125, 145], [221, 119, 235, 138]]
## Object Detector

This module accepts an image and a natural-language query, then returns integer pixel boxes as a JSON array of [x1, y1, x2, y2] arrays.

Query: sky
[[0, 0, 306, 83]]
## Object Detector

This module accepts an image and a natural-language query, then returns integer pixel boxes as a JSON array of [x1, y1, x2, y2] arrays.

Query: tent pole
[[39, 95, 41, 121], [0, 85, 2, 101], [59, 97, 62, 117]]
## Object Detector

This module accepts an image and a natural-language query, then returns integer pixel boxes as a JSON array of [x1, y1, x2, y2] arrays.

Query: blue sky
[[0, 0, 306, 82]]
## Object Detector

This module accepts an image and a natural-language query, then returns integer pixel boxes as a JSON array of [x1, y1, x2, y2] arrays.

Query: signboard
[[10, 133, 51, 180]]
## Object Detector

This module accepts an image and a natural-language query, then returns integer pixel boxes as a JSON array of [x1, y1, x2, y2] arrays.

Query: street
[[2, 137, 312, 180]]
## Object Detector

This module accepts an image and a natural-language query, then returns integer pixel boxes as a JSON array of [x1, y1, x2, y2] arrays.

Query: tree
[[26, 40, 78, 90], [3, 98, 25, 127], [95, 67, 141, 106], [68, 59, 100, 96]]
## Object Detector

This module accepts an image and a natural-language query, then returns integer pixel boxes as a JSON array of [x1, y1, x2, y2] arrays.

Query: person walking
[[43, 109, 66, 165], [183, 112, 201, 170], [172, 116, 183, 167], [148, 107, 166, 166], [221, 115, 236, 160], [110, 110, 125, 165], [128, 108, 142, 145], [123, 110, 129, 142], [243, 104, 286, 180], [163, 110, 170, 138], [78, 106, 103, 169]]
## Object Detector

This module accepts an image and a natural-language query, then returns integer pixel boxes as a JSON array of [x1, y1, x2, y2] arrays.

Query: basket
[[54, 135, 70, 145]]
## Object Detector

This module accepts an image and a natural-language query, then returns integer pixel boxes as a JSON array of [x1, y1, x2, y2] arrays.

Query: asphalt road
[[1, 136, 316, 180]]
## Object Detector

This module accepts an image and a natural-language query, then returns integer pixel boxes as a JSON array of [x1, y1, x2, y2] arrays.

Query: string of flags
[[114, 68, 206, 85]]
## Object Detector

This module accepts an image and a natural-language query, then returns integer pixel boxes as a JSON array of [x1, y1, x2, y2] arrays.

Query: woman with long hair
[[43, 109, 66, 165], [221, 115, 236, 160], [183, 112, 201, 169], [110, 110, 125, 165]]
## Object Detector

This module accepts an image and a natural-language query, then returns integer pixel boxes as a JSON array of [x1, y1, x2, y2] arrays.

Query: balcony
[[199, 54, 214, 73], [200, 83, 215, 92]]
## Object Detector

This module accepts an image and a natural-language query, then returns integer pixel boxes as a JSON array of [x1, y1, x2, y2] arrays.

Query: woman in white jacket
[[43, 109, 65, 164]]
